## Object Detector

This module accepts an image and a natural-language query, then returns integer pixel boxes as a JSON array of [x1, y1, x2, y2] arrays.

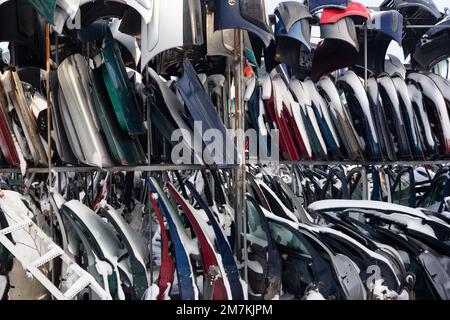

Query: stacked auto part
[[0, 0, 449, 301]]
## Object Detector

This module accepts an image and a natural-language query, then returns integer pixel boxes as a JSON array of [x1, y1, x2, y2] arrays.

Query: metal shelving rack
[[278, 160, 450, 166], [0, 164, 239, 174], [0, 4, 447, 300], [2, 160, 446, 175]]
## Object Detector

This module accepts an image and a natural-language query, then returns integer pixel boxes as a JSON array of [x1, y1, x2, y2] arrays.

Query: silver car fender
[[57, 54, 113, 167], [141, 0, 203, 71]]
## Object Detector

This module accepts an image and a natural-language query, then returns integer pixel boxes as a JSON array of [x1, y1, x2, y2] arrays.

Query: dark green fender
[[25, 0, 57, 24], [90, 68, 146, 166], [101, 29, 144, 135]]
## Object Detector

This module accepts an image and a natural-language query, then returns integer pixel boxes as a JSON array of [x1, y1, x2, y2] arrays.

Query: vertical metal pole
[[233, 29, 242, 258], [54, 32, 61, 195], [233, 28, 248, 290], [364, 23, 368, 90], [9, 42, 15, 67], [109, 173, 113, 204], [226, 57, 232, 128], [146, 71, 152, 166], [146, 72, 153, 284], [45, 22, 56, 289], [210, 171, 215, 203], [229, 57, 233, 130], [148, 185, 153, 284], [45, 22, 53, 234], [234, 30, 240, 137], [239, 30, 248, 287], [54, 33, 59, 65], [90, 173, 94, 206]]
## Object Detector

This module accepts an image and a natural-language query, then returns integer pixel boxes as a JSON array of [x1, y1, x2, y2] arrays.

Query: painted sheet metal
[[246, 196, 282, 300], [414, 16, 450, 71], [60, 200, 126, 299], [148, 67, 204, 165], [377, 74, 413, 159], [290, 78, 328, 159], [312, 17, 359, 81], [100, 204, 149, 299], [317, 76, 364, 161], [320, 1, 369, 24], [269, 74, 301, 160], [407, 81, 438, 157], [90, 68, 145, 165], [185, 181, 245, 300], [354, 10, 403, 77], [167, 182, 230, 300], [380, 0, 442, 58], [392, 75, 424, 159], [309, 0, 349, 13], [274, 2, 312, 73], [304, 79, 341, 159], [177, 59, 237, 165], [147, 178, 199, 300], [214, 0, 273, 48], [367, 77, 396, 161], [0, 78, 22, 168], [1, 71, 47, 166], [140, 0, 203, 70], [148, 194, 174, 300], [407, 72, 450, 156], [57, 54, 113, 167], [49, 70, 78, 164], [336, 71, 382, 160], [25, 0, 57, 24], [102, 29, 144, 135]]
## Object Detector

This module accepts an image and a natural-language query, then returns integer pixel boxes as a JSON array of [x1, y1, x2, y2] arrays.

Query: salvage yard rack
[[1, 5, 448, 299], [0, 164, 240, 174], [0, 160, 449, 174]]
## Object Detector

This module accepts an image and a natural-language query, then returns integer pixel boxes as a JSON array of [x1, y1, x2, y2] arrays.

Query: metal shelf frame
[[1, 9, 448, 300], [1, 160, 447, 175], [0, 164, 239, 174], [277, 160, 450, 167]]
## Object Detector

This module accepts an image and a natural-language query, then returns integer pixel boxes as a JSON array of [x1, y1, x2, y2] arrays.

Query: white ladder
[[0, 216, 111, 300]]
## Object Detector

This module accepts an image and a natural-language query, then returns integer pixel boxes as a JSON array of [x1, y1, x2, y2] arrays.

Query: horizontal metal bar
[[1, 160, 449, 174], [404, 25, 449, 29], [313, 23, 446, 29], [278, 160, 450, 166], [354, 24, 447, 29], [0, 164, 239, 174]]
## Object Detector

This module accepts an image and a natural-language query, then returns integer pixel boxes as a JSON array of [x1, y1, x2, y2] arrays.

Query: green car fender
[[90, 68, 146, 166], [25, 0, 57, 24], [101, 29, 144, 135]]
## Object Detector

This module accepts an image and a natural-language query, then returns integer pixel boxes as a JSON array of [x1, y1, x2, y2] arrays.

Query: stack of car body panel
[[245, 167, 450, 300], [0, 0, 450, 302], [1, 0, 450, 166], [1, 167, 449, 300], [247, 65, 450, 161], [246, 0, 450, 162]]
